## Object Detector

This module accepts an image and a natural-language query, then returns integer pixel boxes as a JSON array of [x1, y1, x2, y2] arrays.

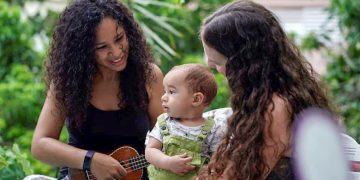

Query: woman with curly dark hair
[[197, 0, 335, 179], [31, 0, 163, 179]]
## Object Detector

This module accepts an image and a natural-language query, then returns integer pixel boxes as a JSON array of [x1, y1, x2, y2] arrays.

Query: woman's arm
[[31, 89, 86, 169], [147, 64, 164, 128], [31, 89, 126, 179]]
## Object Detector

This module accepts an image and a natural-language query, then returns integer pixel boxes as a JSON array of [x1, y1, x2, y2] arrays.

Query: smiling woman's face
[[94, 17, 129, 73], [202, 41, 227, 75]]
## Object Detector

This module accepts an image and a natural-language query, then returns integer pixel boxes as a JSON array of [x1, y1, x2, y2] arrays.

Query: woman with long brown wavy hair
[[198, 0, 334, 179]]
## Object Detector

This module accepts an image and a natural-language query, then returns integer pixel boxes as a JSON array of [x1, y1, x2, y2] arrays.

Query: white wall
[[269, 7, 342, 46]]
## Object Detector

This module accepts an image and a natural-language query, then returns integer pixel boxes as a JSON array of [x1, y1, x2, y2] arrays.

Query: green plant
[[124, 0, 185, 62], [0, 65, 44, 130], [0, 1, 42, 79], [0, 65, 54, 176], [326, 0, 360, 141], [300, 32, 324, 50], [0, 144, 33, 180], [292, 0, 360, 142], [128, 0, 231, 69]]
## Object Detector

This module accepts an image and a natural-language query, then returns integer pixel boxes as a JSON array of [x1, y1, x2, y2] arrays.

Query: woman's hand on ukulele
[[166, 153, 195, 176], [91, 152, 127, 180]]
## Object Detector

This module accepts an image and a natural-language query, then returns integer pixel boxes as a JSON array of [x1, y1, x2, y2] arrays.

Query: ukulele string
[[119, 154, 145, 164], [123, 160, 149, 171], [120, 154, 149, 170], [71, 157, 149, 177], [124, 161, 149, 171], [85, 163, 148, 180], [71, 154, 150, 180]]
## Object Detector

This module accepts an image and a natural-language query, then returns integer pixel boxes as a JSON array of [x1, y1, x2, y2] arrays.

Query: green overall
[[148, 117, 214, 180]]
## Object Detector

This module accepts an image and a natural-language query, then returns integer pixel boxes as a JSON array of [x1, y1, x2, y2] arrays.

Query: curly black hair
[[199, 0, 334, 179], [46, 0, 154, 130]]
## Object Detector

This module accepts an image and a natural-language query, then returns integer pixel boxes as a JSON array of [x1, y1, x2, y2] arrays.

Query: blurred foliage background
[[0, 0, 359, 179]]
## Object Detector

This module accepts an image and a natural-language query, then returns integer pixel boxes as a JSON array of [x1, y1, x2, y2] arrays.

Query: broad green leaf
[[133, 4, 182, 37], [134, 0, 180, 9], [140, 22, 177, 56], [0, 156, 8, 169]]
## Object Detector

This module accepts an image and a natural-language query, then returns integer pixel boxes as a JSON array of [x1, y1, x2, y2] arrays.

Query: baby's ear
[[192, 92, 205, 107]]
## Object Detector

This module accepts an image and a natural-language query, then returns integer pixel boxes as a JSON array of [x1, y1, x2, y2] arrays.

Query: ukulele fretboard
[[121, 154, 149, 171]]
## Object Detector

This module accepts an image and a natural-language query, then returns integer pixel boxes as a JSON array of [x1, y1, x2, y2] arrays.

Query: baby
[[145, 64, 224, 179]]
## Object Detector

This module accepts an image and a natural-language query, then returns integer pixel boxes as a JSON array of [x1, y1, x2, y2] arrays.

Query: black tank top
[[266, 157, 295, 180], [58, 104, 150, 179]]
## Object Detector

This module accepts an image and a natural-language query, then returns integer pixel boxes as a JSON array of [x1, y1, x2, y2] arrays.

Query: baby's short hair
[[170, 64, 217, 106]]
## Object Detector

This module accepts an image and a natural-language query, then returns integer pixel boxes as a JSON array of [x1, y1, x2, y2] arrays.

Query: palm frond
[[133, 0, 180, 9], [133, 4, 182, 37], [140, 22, 177, 57]]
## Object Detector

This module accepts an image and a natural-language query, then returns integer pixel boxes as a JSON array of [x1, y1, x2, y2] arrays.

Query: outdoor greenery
[[0, 0, 359, 178], [326, 0, 360, 140], [0, 144, 33, 180], [299, 0, 360, 142]]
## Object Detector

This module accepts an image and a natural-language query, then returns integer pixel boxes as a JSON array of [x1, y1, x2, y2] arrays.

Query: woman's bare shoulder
[[150, 63, 163, 81], [265, 94, 292, 144], [146, 63, 164, 127], [147, 63, 163, 93], [269, 94, 291, 121]]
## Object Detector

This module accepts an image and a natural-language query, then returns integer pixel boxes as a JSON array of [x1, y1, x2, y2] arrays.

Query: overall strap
[[197, 117, 215, 142], [158, 115, 170, 136]]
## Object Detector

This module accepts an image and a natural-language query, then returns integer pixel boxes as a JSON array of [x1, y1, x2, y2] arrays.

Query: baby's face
[[161, 70, 194, 118]]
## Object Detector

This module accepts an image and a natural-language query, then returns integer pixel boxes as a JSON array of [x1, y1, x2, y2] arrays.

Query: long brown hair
[[198, 0, 333, 179]]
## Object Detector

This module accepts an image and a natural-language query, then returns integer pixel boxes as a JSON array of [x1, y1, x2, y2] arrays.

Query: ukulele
[[69, 146, 149, 180]]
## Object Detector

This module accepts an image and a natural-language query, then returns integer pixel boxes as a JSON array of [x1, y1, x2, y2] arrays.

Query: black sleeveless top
[[58, 104, 150, 179], [266, 157, 295, 180]]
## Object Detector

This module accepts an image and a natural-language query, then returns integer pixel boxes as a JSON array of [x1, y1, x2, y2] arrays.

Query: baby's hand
[[166, 153, 195, 176]]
